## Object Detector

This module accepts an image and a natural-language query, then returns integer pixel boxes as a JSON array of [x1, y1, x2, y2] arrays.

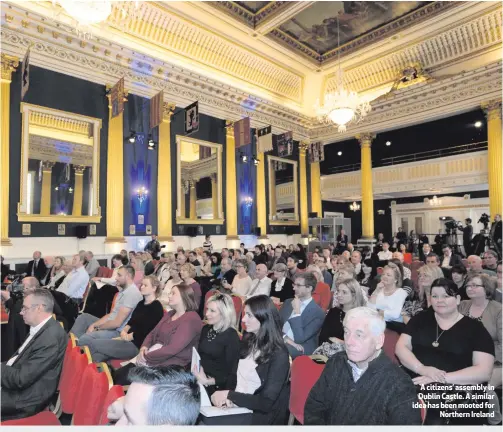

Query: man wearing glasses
[[279, 272, 325, 359], [1, 288, 66, 421]]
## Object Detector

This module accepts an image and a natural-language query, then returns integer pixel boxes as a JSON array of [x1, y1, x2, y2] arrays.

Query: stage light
[[386, 141, 391, 146], [252, 155, 259, 166], [240, 152, 248, 163], [148, 136, 156, 150], [128, 131, 136, 143], [337, 151, 342, 156], [474, 121, 483, 128]]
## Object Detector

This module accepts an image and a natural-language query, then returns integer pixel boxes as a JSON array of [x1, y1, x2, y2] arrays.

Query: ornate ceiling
[[1, 1, 501, 144]]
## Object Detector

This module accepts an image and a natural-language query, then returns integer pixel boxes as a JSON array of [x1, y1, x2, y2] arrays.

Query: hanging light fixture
[[349, 201, 360, 212], [314, 16, 371, 132]]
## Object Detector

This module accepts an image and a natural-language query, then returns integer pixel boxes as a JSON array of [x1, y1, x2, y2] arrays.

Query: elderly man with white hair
[[304, 307, 421, 425]]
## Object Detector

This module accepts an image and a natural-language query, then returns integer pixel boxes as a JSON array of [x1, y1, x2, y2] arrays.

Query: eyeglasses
[[235, 265, 244, 268], [293, 283, 306, 287], [466, 284, 484, 289], [20, 304, 43, 313]]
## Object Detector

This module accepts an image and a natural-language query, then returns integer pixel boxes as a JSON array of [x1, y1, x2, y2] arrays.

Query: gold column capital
[[189, 179, 197, 188], [299, 141, 309, 156], [41, 161, 56, 171], [225, 121, 235, 136], [1, 54, 19, 82], [482, 100, 502, 121], [106, 85, 129, 108], [356, 133, 376, 148], [73, 165, 86, 174], [162, 102, 176, 122]]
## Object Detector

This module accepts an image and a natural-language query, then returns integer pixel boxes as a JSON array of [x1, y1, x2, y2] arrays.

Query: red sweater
[[142, 310, 202, 367]]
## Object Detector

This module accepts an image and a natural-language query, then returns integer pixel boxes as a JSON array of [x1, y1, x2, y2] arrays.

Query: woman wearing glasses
[[395, 278, 494, 425], [210, 295, 290, 425], [269, 263, 294, 305], [459, 273, 502, 424], [192, 292, 240, 396], [225, 259, 252, 298]]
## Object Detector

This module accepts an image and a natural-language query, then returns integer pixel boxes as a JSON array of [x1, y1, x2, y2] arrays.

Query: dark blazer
[[25, 259, 47, 283], [279, 298, 325, 358], [267, 256, 286, 270], [448, 254, 464, 268], [269, 278, 294, 303], [1, 317, 67, 420], [228, 345, 290, 425]]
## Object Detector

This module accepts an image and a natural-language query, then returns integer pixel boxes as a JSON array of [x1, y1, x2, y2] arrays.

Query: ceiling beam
[[255, 1, 315, 35]]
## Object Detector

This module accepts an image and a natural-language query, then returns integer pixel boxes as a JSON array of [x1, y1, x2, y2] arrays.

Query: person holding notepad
[[209, 295, 290, 425]]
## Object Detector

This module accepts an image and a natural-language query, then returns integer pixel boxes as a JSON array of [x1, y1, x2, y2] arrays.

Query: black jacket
[[1, 317, 67, 420], [228, 344, 290, 425], [144, 261, 155, 276], [304, 351, 421, 425], [269, 278, 294, 303], [463, 225, 473, 243], [25, 259, 47, 283]]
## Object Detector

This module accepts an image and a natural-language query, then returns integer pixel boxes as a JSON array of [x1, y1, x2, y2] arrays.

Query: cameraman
[[1, 277, 38, 360], [463, 218, 473, 257], [490, 214, 502, 257]]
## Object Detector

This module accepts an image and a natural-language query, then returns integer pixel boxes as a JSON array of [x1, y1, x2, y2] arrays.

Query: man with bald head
[[247, 263, 272, 299], [24, 251, 47, 283], [467, 255, 496, 276]]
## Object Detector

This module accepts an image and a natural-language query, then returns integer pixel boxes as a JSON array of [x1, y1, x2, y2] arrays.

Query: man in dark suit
[[440, 244, 463, 270], [268, 247, 286, 270], [1, 288, 66, 420], [218, 258, 236, 291], [463, 218, 474, 257], [279, 272, 325, 359], [24, 251, 47, 283], [336, 229, 349, 254]]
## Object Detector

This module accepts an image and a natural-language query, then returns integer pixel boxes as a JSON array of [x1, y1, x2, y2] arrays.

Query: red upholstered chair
[[418, 396, 427, 424], [108, 359, 128, 370], [383, 328, 400, 365], [312, 282, 331, 312], [96, 266, 112, 278], [230, 294, 244, 327], [1, 411, 61, 426], [99, 385, 125, 425], [288, 356, 325, 425], [403, 253, 413, 265], [72, 362, 113, 425], [1, 303, 9, 324], [203, 289, 217, 315]]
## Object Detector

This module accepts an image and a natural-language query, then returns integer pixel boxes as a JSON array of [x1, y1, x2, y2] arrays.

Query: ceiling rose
[[58, 0, 113, 27]]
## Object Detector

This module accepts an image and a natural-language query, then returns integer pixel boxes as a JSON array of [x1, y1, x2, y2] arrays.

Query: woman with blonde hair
[[314, 278, 367, 358], [193, 292, 240, 396], [45, 256, 67, 289], [180, 262, 202, 307], [159, 265, 182, 310], [417, 264, 444, 308]]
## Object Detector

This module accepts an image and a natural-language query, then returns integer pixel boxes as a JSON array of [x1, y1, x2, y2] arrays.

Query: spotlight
[[474, 121, 483, 128], [337, 151, 342, 156], [240, 152, 248, 163], [386, 141, 391, 146], [69, 187, 73, 194], [147, 136, 156, 150], [252, 155, 259, 166], [128, 131, 136, 143], [55, 186, 59, 191]]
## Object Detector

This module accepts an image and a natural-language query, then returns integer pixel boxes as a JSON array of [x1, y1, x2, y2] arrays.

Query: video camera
[[4, 275, 25, 302], [478, 213, 490, 230], [442, 217, 463, 234]]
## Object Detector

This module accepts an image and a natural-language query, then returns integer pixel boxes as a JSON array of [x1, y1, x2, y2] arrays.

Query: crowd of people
[[1, 228, 501, 426]]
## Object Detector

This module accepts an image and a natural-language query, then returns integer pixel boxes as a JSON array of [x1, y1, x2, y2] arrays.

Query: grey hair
[[343, 307, 386, 337], [273, 263, 287, 273], [25, 288, 54, 313]]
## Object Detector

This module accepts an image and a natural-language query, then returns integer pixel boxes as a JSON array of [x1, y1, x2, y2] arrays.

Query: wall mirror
[[18, 103, 102, 222], [176, 135, 224, 225], [267, 155, 299, 225]]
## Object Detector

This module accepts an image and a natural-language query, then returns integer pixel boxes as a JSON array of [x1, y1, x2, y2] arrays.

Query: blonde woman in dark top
[[192, 292, 240, 396]]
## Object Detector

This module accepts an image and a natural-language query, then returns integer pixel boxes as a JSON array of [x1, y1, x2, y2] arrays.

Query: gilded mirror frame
[[175, 135, 224, 225], [267, 155, 300, 226], [18, 103, 102, 223]]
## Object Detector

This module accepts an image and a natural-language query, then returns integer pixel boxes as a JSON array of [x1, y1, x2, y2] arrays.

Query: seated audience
[[71, 265, 142, 347], [38, 256, 54, 286], [1, 289, 67, 421], [247, 263, 272, 299], [315, 257, 333, 286], [367, 263, 408, 332], [417, 264, 444, 307], [450, 264, 468, 299], [24, 251, 47, 283], [82, 275, 164, 362], [245, 252, 257, 279], [459, 273, 502, 425], [286, 255, 299, 280], [483, 250, 499, 272], [210, 253, 221, 278], [389, 258, 413, 294], [440, 244, 463, 270], [377, 242, 392, 262], [154, 252, 174, 287], [425, 253, 450, 278], [305, 307, 421, 425], [252, 245, 267, 266], [225, 259, 252, 298], [395, 278, 495, 425], [85, 253, 126, 318], [307, 265, 332, 312], [359, 259, 377, 288], [210, 295, 290, 425], [143, 253, 155, 276], [188, 251, 202, 275], [392, 252, 411, 279], [218, 258, 236, 287], [268, 247, 286, 270], [420, 243, 432, 263], [180, 263, 202, 308], [314, 278, 367, 359], [468, 254, 496, 277], [203, 234, 213, 253], [279, 272, 325, 358], [269, 263, 294, 305], [192, 292, 240, 396], [176, 252, 187, 266], [495, 262, 502, 303], [200, 251, 213, 277], [1, 255, 15, 282], [111, 366, 201, 425], [85, 251, 100, 278], [44, 256, 67, 289], [113, 283, 202, 385], [159, 265, 181, 310], [350, 250, 362, 275]]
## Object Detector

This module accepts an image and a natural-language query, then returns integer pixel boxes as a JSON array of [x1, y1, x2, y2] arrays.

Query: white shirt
[[235, 352, 261, 396], [7, 315, 52, 366], [57, 266, 89, 298], [368, 288, 408, 322], [377, 250, 393, 261], [274, 277, 286, 292], [247, 277, 272, 299], [442, 254, 451, 268], [282, 297, 313, 341]]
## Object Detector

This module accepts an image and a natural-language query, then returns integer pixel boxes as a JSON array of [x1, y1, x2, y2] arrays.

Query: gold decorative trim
[[1, 53, 19, 82], [29, 111, 93, 137], [269, 220, 300, 226], [17, 213, 102, 223], [267, 155, 299, 224], [176, 218, 225, 225]]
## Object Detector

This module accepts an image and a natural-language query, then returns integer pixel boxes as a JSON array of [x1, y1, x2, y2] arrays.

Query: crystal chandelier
[[315, 17, 371, 132], [349, 201, 360, 212]]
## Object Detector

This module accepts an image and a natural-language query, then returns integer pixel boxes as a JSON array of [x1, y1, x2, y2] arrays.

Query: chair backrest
[[230, 294, 244, 327], [99, 385, 125, 425], [96, 266, 112, 278], [289, 356, 325, 424], [383, 328, 400, 365], [203, 289, 217, 316], [133, 270, 144, 286], [418, 396, 427, 424], [312, 282, 331, 312], [72, 362, 113, 425], [376, 267, 384, 275], [59, 346, 92, 414], [58, 336, 78, 391], [403, 253, 413, 265]]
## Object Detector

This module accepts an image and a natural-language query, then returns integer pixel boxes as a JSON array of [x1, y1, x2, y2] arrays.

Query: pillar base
[[301, 234, 310, 239], [258, 235, 269, 240], [1, 238, 12, 246], [226, 235, 240, 241], [104, 237, 127, 244], [357, 237, 376, 249], [158, 236, 175, 242]]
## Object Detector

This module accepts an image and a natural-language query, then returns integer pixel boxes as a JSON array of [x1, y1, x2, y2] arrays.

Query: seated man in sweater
[[70, 265, 142, 348], [279, 272, 325, 358], [304, 307, 421, 425]]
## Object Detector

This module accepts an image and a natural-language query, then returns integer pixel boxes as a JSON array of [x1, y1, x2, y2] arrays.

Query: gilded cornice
[[482, 100, 502, 121], [1, 53, 19, 81], [328, 7, 503, 94], [29, 111, 92, 136]]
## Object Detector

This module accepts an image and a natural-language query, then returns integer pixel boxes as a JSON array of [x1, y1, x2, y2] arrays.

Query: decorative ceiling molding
[[29, 111, 92, 137], [329, 7, 503, 94], [29, 135, 94, 167]]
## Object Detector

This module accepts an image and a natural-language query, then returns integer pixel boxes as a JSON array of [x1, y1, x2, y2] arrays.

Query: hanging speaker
[[75, 225, 88, 239], [254, 227, 261, 236]]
